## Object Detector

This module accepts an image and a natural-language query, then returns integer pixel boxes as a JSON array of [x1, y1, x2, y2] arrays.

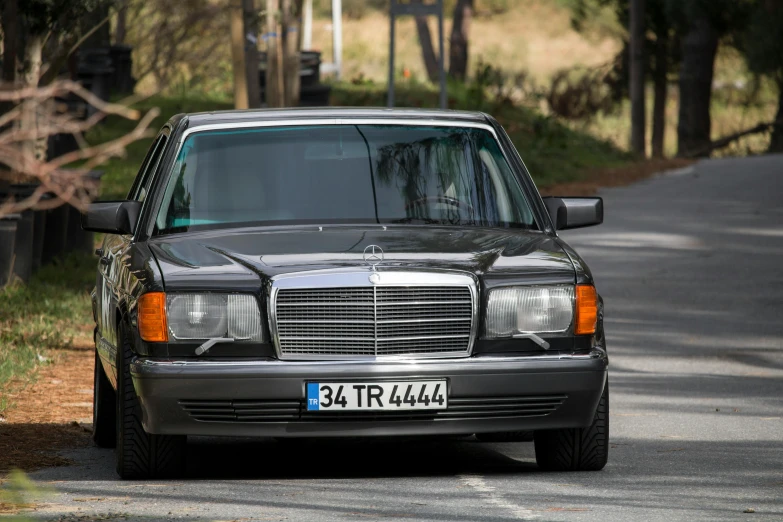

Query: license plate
[[306, 381, 447, 411]]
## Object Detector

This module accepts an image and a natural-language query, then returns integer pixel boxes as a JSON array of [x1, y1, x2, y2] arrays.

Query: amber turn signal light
[[138, 292, 168, 342], [575, 285, 598, 335]]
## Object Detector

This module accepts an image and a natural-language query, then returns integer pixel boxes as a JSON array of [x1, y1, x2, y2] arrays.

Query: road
[[25, 154, 783, 521]]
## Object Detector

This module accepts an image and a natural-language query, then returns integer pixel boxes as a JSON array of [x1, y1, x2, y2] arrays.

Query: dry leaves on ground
[[539, 158, 694, 196], [0, 341, 94, 474]]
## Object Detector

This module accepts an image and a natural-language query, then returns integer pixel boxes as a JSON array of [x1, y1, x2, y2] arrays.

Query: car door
[[96, 130, 170, 386]]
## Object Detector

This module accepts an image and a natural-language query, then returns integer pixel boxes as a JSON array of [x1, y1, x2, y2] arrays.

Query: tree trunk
[[281, 0, 300, 106], [448, 0, 473, 81], [81, 2, 112, 48], [677, 12, 719, 157], [651, 29, 668, 158], [18, 33, 44, 183], [230, 0, 249, 109], [266, 0, 284, 107], [413, 3, 439, 83], [769, 79, 783, 153], [243, 0, 262, 108], [629, 0, 646, 157], [2, 0, 18, 83], [115, 2, 128, 45]]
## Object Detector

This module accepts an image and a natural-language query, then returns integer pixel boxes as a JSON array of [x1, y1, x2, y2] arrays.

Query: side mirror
[[542, 197, 603, 231], [81, 201, 142, 235]]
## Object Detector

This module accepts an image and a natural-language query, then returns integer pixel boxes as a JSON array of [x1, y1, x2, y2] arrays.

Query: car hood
[[148, 226, 576, 291]]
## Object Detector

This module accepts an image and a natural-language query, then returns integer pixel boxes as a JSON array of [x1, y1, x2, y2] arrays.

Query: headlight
[[485, 286, 574, 337], [166, 293, 264, 341]]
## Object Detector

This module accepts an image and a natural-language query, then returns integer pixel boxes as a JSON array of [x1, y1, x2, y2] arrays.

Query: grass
[[0, 253, 95, 415]]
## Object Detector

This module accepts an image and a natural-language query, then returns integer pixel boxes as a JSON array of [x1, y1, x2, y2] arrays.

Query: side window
[[128, 133, 168, 202]]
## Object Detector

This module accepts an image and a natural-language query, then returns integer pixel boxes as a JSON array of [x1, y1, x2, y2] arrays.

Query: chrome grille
[[273, 278, 475, 359]]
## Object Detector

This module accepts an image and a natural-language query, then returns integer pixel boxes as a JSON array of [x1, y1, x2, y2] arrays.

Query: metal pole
[[332, 0, 343, 80], [302, 0, 313, 50], [437, 0, 446, 109], [388, 4, 395, 108]]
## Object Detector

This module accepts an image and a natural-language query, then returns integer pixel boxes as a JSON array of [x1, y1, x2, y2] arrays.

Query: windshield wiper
[[389, 217, 445, 225], [511, 332, 550, 350], [194, 337, 250, 355]]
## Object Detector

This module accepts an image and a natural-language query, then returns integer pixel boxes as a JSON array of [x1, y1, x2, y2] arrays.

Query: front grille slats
[[180, 395, 567, 423], [179, 399, 301, 422], [275, 282, 475, 358]]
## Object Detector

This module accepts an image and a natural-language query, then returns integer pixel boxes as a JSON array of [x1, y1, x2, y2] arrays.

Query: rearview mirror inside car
[[542, 197, 603, 230], [81, 200, 142, 235]]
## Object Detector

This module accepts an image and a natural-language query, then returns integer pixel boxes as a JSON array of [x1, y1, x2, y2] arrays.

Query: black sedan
[[83, 108, 608, 479]]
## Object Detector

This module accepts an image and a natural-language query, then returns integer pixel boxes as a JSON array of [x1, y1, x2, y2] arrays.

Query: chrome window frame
[[267, 269, 479, 361]]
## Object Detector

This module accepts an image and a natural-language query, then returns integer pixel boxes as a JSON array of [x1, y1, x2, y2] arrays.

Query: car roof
[[178, 107, 491, 128]]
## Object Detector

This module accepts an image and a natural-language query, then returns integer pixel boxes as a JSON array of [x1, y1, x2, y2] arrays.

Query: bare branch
[[0, 79, 160, 217]]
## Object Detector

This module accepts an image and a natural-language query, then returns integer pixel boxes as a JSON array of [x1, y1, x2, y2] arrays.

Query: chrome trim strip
[[134, 349, 607, 369], [378, 317, 470, 324], [373, 285, 378, 356], [277, 316, 372, 324], [271, 269, 477, 288], [269, 269, 479, 361], [177, 119, 499, 145]]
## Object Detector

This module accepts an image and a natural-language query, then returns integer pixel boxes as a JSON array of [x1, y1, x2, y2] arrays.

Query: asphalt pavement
[[23, 154, 783, 521]]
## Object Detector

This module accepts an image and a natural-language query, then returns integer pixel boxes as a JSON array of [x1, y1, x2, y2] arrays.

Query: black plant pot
[[12, 210, 34, 283], [0, 214, 20, 287], [40, 204, 69, 266], [63, 170, 104, 254], [9, 183, 52, 273], [66, 205, 93, 254], [31, 208, 46, 272]]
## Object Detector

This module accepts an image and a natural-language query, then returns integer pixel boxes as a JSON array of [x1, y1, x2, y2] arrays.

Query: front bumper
[[130, 350, 608, 437]]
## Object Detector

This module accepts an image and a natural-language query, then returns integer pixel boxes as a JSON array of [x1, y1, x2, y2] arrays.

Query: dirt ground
[[0, 340, 94, 475]]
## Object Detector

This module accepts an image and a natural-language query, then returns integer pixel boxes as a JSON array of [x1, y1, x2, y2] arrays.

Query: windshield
[[154, 124, 537, 234]]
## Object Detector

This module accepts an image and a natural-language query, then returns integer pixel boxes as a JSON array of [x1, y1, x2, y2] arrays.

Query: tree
[[629, 0, 646, 156], [649, 0, 674, 158], [0, 81, 158, 216], [243, 0, 262, 108], [264, 0, 302, 107], [265, 0, 283, 106], [414, 4, 440, 83], [738, 0, 783, 152], [412, 0, 474, 83], [672, 0, 752, 157], [230, 0, 249, 109], [563, 0, 678, 157], [448, 0, 473, 81], [675, 5, 719, 157], [123, 0, 226, 92], [0, 0, 117, 182]]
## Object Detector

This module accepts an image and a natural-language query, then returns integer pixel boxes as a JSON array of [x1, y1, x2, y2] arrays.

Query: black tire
[[534, 380, 609, 471], [92, 349, 117, 448], [116, 324, 186, 479], [475, 431, 534, 443]]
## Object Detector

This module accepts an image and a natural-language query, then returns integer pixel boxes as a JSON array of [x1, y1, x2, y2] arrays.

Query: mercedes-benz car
[[83, 108, 608, 479]]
